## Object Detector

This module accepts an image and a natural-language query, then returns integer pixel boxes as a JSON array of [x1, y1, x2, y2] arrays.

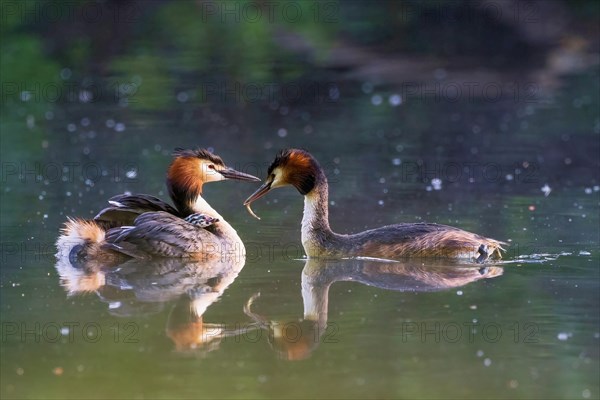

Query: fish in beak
[[243, 177, 274, 220]]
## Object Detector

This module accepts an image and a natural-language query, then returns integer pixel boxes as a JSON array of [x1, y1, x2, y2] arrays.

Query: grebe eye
[[208, 164, 215, 170]]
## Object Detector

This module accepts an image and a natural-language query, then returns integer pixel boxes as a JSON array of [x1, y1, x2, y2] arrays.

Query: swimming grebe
[[56, 148, 259, 263], [244, 149, 505, 262]]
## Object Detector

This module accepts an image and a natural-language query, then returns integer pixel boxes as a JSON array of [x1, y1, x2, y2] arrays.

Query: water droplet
[[60, 68, 72, 80], [329, 86, 340, 101], [361, 82, 373, 94], [26, 115, 35, 129], [389, 94, 402, 106], [541, 184, 551, 197], [79, 90, 93, 103], [177, 92, 189, 103], [434, 68, 447, 80], [371, 94, 383, 106]]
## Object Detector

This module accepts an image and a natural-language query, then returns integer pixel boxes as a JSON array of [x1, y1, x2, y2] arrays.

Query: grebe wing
[[381, 223, 506, 246], [103, 211, 220, 258], [351, 223, 505, 259], [354, 223, 462, 242], [95, 194, 180, 227]]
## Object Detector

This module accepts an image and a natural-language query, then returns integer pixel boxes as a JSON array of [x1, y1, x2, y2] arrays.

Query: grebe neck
[[190, 194, 242, 249], [189, 194, 221, 219], [301, 171, 341, 257], [302, 180, 331, 232], [167, 176, 204, 217]]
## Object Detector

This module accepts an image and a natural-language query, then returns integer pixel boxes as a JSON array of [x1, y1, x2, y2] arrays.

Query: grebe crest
[[167, 147, 259, 216], [268, 149, 321, 194]]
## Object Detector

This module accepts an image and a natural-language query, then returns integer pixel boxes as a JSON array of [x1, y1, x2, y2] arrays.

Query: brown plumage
[[167, 148, 226, 215], [56, 148, 259, 265], [244, 149, 506, 262], [94, 193, 179, 228], [102, 212, 228, 260]]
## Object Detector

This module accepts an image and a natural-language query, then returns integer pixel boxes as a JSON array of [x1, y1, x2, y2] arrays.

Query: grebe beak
[[219, 167, 261, 182], [243, 180, 273, 205]]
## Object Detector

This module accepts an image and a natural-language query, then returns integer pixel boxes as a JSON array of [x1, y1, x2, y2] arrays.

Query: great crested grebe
[[56, 148, 260, 263], [244, 149, 506, 262]]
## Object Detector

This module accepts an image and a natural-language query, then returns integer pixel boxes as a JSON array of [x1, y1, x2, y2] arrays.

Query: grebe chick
[[184, 213, 219, 228], [57, 148, 259, 263], [244, 149, 506, 262]]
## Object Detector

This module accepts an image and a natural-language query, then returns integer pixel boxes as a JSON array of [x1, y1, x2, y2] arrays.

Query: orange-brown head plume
[[243, 149, 324, 211], [167, 148, 225, 215], [167, 148, 259, 215], [268, 149, 322, 195]]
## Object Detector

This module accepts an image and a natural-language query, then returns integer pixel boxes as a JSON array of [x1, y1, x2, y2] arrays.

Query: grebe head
[[169, 148, 259, 184], [244, 149, 320, 205], [168, 148, 260, 213]]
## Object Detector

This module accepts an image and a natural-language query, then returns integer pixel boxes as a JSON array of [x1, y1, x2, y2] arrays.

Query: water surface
[[1, 2, 599, 399]]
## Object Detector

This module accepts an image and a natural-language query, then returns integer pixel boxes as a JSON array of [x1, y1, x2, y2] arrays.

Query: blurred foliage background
[[2, 0, 598, 112]]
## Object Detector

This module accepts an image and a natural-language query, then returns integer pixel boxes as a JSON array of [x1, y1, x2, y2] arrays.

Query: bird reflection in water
[[244, 259, 503, 361], [54, 255, 252, 355]]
